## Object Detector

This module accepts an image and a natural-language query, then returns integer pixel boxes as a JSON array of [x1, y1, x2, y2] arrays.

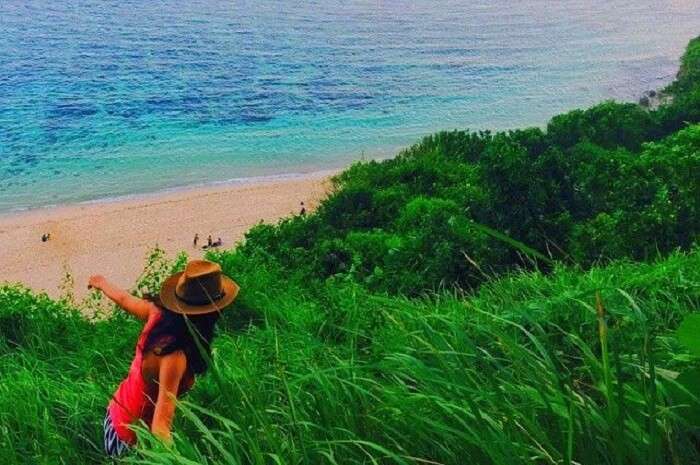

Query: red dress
[[107, 309, 193, 444]]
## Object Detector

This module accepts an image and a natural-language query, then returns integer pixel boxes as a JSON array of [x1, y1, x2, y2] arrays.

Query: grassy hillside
[[2, 249, 700, 464], [1, 37, 699, 465]]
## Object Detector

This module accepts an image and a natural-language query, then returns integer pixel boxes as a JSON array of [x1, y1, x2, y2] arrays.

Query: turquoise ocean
[[1, 0, 699, 212]]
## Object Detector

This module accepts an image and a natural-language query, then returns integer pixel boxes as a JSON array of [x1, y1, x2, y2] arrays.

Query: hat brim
[[159, 272, 240, 315]]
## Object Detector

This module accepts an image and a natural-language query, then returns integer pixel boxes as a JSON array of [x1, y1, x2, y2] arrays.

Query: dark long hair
[[143, 296, 220, 375]]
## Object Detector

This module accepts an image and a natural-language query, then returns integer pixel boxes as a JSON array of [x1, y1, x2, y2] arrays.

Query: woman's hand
[[88, 274, 107, 291], [87, 275, 153, 320], [88, 275, 106, 290]]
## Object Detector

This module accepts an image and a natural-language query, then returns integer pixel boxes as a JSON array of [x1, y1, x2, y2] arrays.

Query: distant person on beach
[[300, 201, 306, 216], [203, 237, 223, 249], [89, 260, 239, 457], [41, 233, 51, 242], [193, 233, 199, 247], [207, 235, 213, 248]]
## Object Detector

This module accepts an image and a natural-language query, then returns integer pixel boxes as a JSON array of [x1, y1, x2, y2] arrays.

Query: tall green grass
[[1, 249, 699, 464]]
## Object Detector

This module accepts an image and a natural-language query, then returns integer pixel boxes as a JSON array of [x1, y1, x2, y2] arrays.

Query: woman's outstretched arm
[[88, 275, 154, 321]]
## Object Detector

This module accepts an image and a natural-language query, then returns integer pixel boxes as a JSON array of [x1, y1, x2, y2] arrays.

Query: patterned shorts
[[104, 411, 130, 457]]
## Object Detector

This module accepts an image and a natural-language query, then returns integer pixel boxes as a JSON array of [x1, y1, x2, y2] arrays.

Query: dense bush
[[665, 36, 700, 97], [238, 36, 700, 295]]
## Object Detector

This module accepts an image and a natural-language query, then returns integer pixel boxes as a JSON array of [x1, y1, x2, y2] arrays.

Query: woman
[[89, 260, 239, 457]]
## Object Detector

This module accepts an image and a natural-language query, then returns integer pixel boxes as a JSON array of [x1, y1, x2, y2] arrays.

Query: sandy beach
[[0, 171, 334, 299]]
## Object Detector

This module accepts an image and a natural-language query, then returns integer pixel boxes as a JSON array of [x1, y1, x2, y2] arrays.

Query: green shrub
[[236, 37, 700, 294]]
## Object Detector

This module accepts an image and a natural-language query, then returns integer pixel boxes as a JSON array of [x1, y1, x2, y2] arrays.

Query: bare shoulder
[[161, 350, 187, 364], [159, 351, 187, 378], [119, 293, 158, 321], [142, 299, 163, 319], [146, 300, 161, 316]]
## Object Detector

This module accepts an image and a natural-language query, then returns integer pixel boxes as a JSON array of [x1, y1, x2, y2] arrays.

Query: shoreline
[[0, 167, 340, 222], [0, 145, 398, 217], [0, 166, 345, 219], [0, 169, 337, 299]]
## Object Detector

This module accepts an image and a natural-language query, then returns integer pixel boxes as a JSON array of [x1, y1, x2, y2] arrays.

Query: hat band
[[176, 289, 225, 306]]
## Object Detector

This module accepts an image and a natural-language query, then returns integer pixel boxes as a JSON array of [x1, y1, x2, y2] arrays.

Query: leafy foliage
[[677, 314, 700, 358], [238, 37, 700, 295]]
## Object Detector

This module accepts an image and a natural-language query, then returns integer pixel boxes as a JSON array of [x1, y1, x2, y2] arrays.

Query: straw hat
[[159, 260, 239, 315]]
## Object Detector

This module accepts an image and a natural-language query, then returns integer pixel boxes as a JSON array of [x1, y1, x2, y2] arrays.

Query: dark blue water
[[1, 0, 699, 212]]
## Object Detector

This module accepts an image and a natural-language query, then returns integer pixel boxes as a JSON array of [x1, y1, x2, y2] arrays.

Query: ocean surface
[[1, 0, 699, 213]]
